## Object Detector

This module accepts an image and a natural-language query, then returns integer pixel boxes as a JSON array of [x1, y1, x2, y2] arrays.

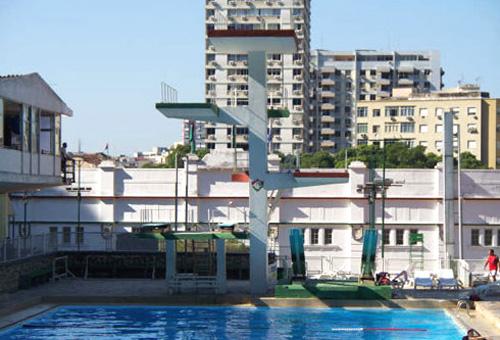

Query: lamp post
[[455, 126, 463, 259], [174, 153, 179, 232]]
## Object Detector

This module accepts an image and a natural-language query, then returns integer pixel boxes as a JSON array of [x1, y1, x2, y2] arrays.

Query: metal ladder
[[409, 232, 425, 270]]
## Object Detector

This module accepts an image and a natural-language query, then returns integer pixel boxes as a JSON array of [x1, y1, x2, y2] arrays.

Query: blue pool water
[[0, 306, 463, 339]]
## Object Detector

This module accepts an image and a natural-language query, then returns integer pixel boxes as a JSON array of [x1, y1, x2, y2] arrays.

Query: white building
[[0, 73, 73, 239], [10, 151, 500, 275], [310, 50, 443, 151], [184, 0, 312, 155]]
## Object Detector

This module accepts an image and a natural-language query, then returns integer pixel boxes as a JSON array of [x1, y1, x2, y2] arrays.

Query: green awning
[[132, 232, 166, 240], [162, 232, 249, 241], [268, 108, 290, 118]]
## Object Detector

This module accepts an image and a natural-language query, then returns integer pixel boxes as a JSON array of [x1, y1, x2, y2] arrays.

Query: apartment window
[[400, 123, 415, 133], [419, 124, 428, 133], [396, 229, 404, 245], [373, 109, 381, 117], [63, 226, 71, 244], [382, 229, 390, 245], [384, 123, 398, 133], [467, 107, 477, 116], [419, 108, 428, 117], [357, 107, 368, 117], [484, 229, 493, 246], [385, 106, 399, 117], [435, 124, 443, 133], [420, 141, 428, 148], [310, 228, 319, 245], [400, 106, 415, 117], [435, 141, 443, 150], [435, 108, 444, 118], [451, 107, 460, 115], [372, 125, 380, 133], [356, 123, 368, 133], [467, 140, 477, 149], [325, 229, 333, 245], [2, 100, 23, 150], [357, 139, 368, 145]]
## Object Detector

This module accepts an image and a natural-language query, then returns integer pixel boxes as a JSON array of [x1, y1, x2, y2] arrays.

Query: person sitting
[[462, 328, 487, 340], [376, 272, 391, 286]]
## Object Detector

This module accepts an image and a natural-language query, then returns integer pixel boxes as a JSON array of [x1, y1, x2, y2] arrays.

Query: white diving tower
[[156, 29, 349, 295]]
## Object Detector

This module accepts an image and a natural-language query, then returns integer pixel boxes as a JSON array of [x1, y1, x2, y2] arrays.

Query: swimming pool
[[1, 306, 463, 339]]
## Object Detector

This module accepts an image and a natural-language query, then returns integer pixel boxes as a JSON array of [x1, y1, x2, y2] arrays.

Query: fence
[[0, 234, 56, 263]]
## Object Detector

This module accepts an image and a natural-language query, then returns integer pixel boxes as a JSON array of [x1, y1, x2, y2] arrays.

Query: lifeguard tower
[[156, 29, 349, 294]]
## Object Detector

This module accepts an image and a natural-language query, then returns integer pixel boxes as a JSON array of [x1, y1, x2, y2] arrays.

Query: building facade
[[184, 0, 312, 155], [310, 50, 443, 152], [10, 153, 500, 274], [0, 73, 73, 239], [354, 86, 500, 168]]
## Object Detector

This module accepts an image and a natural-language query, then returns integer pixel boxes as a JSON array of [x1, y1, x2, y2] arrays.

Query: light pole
[[455, 126, 463, 259], [174, 153, 179, 232]]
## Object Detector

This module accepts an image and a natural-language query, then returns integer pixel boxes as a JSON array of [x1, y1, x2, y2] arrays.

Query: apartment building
[[354, 85, 500, 168], [310, 50, 443, 152], [183, 0, 311, 155], [0, 73, 73, 239]]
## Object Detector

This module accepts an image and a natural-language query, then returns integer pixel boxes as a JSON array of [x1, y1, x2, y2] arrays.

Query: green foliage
[[279, 142, 487, 169], [141, 145, 209, 168], [460, 151, 487, 169]]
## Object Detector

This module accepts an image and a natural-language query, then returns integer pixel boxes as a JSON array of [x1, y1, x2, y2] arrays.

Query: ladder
[[409, 232, 425, 270]]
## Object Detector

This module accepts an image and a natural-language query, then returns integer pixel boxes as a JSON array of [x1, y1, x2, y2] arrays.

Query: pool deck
[[0, 279, 499, 338]]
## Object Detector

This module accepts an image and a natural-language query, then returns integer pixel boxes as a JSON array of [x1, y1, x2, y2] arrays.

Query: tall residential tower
[[310, 50, 444, 152], [183, 0, 312, 155]]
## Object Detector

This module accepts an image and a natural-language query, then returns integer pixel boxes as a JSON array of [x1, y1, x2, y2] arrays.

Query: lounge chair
[[414, 270, 434, 289], [437, 269, 459, 289]]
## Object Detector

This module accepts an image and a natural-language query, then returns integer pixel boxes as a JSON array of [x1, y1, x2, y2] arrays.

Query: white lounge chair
[[437, 269, 459, 289], [414, 270, 434, 289]]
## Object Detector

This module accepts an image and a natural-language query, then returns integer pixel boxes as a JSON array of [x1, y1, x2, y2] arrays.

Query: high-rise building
[[310, 50, 444, 152], [353, 85, 500, 168], [184, 0, 311, 155]]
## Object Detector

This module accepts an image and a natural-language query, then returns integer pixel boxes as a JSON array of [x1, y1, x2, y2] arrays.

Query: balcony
[[398, 78, 414, 86], [377, 90, 390, 98], [377, 78, 391, 85], [321, 140, 335, 148], [321, 79, 335, 86], [321, 90, 335, 98], [321, 115, 335, 123], [321, 103, 335, 111], [321, 128, 335, 135]]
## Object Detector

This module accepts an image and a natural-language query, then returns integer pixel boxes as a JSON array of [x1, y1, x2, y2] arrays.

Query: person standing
[[484, 249, 499, 282]]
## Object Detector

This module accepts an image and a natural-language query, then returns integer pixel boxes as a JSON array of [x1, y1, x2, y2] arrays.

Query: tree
[[141, 145, 209, 168], [460, 151, 487, 169]]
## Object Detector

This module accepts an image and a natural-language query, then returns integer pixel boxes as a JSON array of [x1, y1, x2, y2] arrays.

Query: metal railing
[[0, 234, 56, 263]]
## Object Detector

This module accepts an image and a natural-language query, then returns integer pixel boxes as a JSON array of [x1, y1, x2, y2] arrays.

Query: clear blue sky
[[1, 0, 499, 155]]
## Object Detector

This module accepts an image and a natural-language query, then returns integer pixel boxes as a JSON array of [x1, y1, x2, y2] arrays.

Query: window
[[357, 107, 368, 117], [310, 228, 319, 245], [467, 107, 477, 116], [372, 125, 380, 133], [467, 140, 477, 149], [420, 108, 428, 117], [435, 124, 443, 133], [325, 229, 333, 245], [385, 106, 399, 117], [419, 124, 428, 133], [400, 123, 415, 133], [400, 106, 415, 116], [382, 229, 390, 245], [435, 108, 444, 118], [356, 123, 368, 133], [2, 100, 22, 150], [49, 226, 58, 247], [435, 141, 443, 150], [396, 229, 404, 245], [485, 229, 493, 246], [76, 226, 84, 244], [63, 226, 71, 244], [373, 109, 381, 117], [471, 229, 480, 246], [385, 123, 398, 133], [40, 112, 54, 154]]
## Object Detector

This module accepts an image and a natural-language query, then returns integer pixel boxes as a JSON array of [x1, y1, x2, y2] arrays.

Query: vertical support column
[[403, 229, 410, 246], [318, 228, 325, 246], [443, 110, 455, 267], [389, 229, 396, 246], [247, 51, 269, 295], [216, 239, 226, 294], [303, 228, 310, 246], [165, 239, 176, 281]]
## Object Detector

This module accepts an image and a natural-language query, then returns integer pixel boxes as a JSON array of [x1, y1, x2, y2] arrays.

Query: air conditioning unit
[[468, 127, 478, 134], [437, 115, 442, 120], [243, 135, 249, 140], [361, 134, 368, 139], [295, 59, 303, 65], [274, 120, 282, 126], [266, 0, 273, 5], [275, 136, 282, 140], [293, 90, 302, 95], [268, 61, 274, 66], [407, 116, 414, 121], [229, 0, 237, 6], [294, 105, 303, 111], [209, 60, 218, 67], [230, 61, 237, 66], [229, 75, 236, 81], [208, 45, 215, 51], [274, 75, 282, 81], [243, 75, 248, 81], [208, 135, 216, 140], [243, 60, 248, 66], [295, 76, 303, 81], [242, 16, 248, 21], [208, 16, 216, 22], [293, 119, 301, 126], [294, 135, 303, 140], [243, 90, 249, 96], [390, 116, 397, 121], [209, 76, 216, 81]]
